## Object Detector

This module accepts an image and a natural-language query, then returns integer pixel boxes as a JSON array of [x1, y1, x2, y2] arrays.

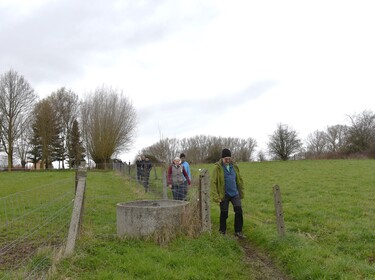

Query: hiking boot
[[234, 232, 246, 239], [219, 230, 226, 235]]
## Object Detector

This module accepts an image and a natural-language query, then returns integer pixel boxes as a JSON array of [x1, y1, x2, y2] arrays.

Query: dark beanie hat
[[221, 148, 231, 158], [180, 153, 186, 158]]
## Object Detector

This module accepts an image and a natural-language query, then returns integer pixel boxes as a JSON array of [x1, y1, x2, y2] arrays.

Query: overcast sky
[[1, 0, 375, 162]]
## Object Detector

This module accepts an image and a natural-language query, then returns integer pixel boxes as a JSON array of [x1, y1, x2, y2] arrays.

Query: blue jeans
[[219, 194, 243, 233]]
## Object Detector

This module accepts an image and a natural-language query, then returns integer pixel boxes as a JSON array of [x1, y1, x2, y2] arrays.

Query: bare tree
[[81, 86, 137, 169], [345, 110, 375, 153], [206, 136, 223, 162], [179, 135, 213, 163], [257, 150, 266, 162], [325, 124, 347, 153], [142, 137, 179, 165], [15, 118, 32, 168], [142, 139, 170, 164], [232, 137, 257, 161], [246, 137, 258, 160], [0, 70, 37, 170], [306, 130, 328, 156], [48, 87, 79, 168], [268, 123, 302, 160], [182, 135, 212, 163], [143, 135, 258, 164]]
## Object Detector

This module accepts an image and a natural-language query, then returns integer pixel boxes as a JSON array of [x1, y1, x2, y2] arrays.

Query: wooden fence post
[[273, 185, 285, 236], [199, 169, 211, 232]]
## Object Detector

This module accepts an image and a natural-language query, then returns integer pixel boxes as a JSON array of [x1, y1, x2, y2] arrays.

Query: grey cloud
[[0, 0, 166, 83], [138, 80, 277, 138], [0, 0, 217, 86]]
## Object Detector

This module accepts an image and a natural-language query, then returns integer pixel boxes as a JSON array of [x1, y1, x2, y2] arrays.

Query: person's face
[[180, 157, 185, 162], [223, 157, 231, 164], [174, 159, 181, 165]]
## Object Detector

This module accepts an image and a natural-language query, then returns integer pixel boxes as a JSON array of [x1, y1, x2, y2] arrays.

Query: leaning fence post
[[66, 169, 87, 256], [273, 184, 285, 236], [199, 169, 211, 232]]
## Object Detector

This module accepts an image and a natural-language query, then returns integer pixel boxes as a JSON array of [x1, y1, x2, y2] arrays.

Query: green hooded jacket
[[210, 159, 244, 203]]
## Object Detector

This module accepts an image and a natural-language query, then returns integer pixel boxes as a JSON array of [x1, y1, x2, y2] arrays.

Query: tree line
[[0, 70, 136, 170], [1, 69, 374, 169], [140, 111, 375, 163], [268, 111, 375, 161], [303, 110, 375, 159], [140, 136, 257, 164]]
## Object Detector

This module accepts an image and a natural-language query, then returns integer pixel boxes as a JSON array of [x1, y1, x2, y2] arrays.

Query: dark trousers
[[137, 169, 143, 182], [219, 194, 243, 233], [182, 181, 188, 200], [171, 184, 187, 201], [143, 171, 150, 189]]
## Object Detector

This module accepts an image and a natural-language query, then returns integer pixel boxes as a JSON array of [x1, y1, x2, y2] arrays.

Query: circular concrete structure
[[116, 200, 189, 238]]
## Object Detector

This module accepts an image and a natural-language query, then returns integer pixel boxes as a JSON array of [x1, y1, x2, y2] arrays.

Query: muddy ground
[[238, 238, 291, 280]]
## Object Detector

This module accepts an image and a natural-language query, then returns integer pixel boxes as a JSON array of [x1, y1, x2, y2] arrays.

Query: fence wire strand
[[0, 177, 74, 280]]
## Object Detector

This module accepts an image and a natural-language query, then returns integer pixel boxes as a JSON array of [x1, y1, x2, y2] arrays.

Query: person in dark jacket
[[143, 157, 152, 192], [167, 157, 191, 200], [136, 156, 143, 183], [211, 148, 246, 239]]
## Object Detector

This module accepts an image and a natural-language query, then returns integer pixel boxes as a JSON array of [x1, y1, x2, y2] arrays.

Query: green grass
[[0, 171, 74, 233], [0, 170, 73, 196], [1, 160, 375, 279], [53, 234, 250, 280], [235, 159, 375, 279], [50, 171, 254, 280]]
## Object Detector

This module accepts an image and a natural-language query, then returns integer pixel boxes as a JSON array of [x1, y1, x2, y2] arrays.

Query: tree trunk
[[7, 146, 13, 171]]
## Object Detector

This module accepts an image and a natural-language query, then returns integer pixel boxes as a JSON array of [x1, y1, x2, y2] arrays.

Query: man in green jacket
[[211, 148, 245, 238]]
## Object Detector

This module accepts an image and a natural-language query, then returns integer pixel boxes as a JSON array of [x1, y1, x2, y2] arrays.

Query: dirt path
[[238, 239, 291, 280]]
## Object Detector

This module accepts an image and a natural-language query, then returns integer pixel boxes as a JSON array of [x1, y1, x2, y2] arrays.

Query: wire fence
[[113, 162, 285, 238], [142, 164, 202, 206], [79, 162, 209, 244], [0, 178, 75, 279], [0, 162, 209, 278]]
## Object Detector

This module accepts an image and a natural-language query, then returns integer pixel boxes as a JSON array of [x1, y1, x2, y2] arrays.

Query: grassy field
[[0, 170, 73, 196], [237, 159, 375, 279], [50, 171, 256, 280], [0, 171, 74, 279], [1, 160, 374, 279]]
